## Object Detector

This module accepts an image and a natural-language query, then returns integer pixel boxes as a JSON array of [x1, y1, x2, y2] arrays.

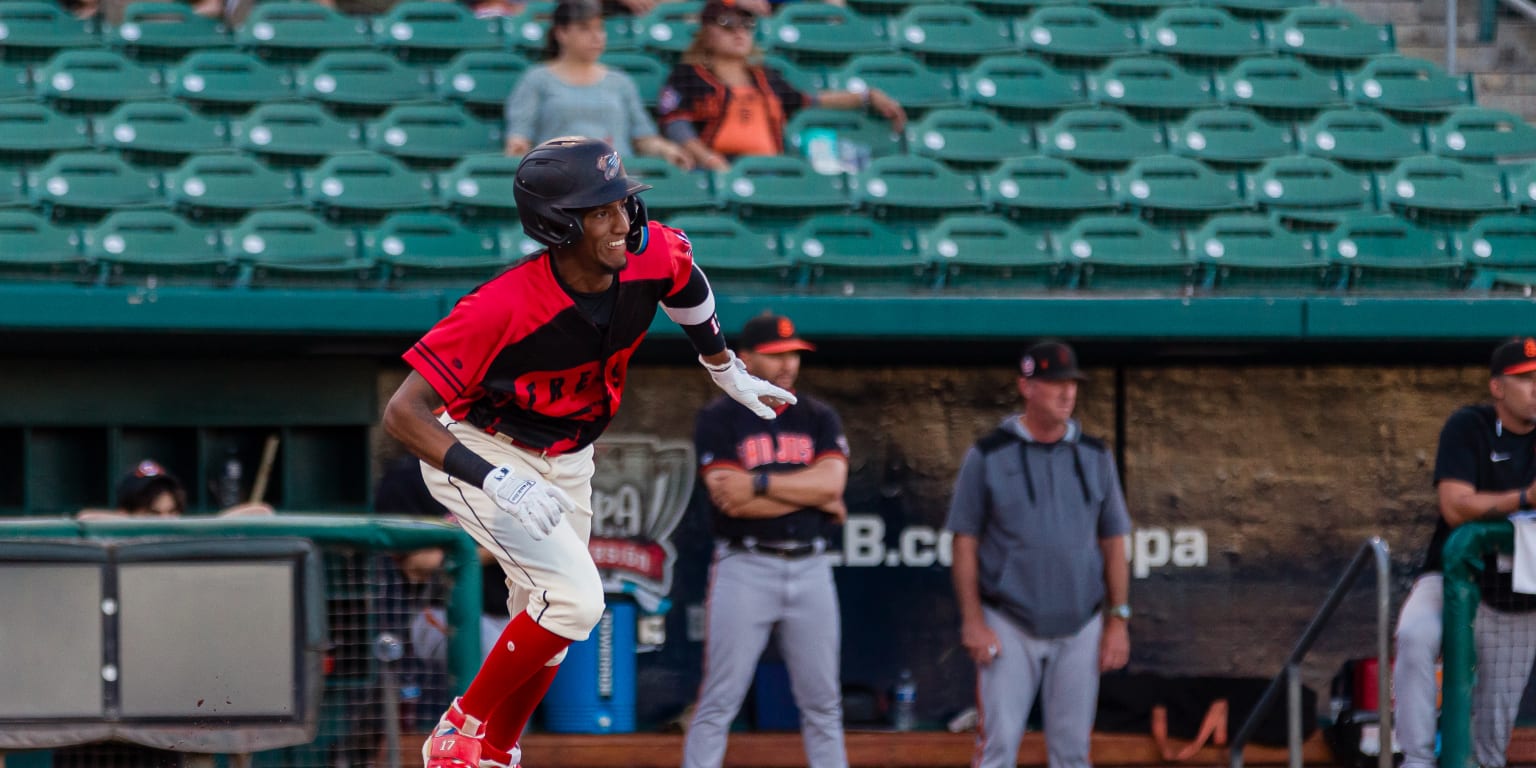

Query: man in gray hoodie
[[946, 341, 1132, 768]]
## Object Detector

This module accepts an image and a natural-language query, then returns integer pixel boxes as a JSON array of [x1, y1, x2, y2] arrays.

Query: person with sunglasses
[[657, 0, 906, 172], [77, 459, 273, 520]]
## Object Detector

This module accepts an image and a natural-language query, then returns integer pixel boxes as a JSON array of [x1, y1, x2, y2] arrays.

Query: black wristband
[[753, 472, 770, 496], [443, 443, 496, 487]]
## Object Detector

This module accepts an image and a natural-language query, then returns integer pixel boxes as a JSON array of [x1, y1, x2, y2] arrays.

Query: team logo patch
[[658, 86, 680, 114], [598, 151, 622, 181], [1525, 338, 1536, 359], [1021, 355, 1036, 376]]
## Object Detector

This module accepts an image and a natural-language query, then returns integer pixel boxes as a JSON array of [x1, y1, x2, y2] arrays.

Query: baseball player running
[[383, 136, 793, 768]]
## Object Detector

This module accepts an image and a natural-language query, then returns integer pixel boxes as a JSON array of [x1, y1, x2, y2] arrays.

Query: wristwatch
[[1106, 604, 1132, 621]]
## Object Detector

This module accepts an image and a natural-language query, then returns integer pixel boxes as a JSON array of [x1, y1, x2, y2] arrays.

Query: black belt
[[726, 537, 826, 560]]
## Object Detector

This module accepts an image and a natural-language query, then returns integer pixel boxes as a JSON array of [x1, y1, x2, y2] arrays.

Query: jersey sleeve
[[945, 446, 987, 537], [695, 403, 742, 474], [402, 289, 507, 405], [1096, 449, 1132, 539], [763, 66, 808, 116], [814, 404, 851, 463], [657, 225, 727, 356], [1434, 407, 1484, 487], [657, 64, 709, 129]]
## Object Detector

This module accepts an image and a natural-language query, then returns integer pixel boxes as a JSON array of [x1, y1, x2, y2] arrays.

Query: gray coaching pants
[[975, 606, 1102, 768], [682, 543, 847, 768]]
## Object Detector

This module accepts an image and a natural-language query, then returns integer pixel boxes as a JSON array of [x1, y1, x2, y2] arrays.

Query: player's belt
[[726, 537, 827, 559]]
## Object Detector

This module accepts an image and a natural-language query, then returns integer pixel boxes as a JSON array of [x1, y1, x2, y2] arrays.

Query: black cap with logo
[[1020, 341, 1087, 381], [740, 314, 816, 355], [1492, 337, 1536, 377]]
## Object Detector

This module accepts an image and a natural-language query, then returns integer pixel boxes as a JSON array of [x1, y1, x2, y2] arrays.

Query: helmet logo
[[598, 152, 622, 181]]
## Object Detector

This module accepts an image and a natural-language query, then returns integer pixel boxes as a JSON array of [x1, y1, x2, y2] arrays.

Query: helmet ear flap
[[624, 195, 649, 253]]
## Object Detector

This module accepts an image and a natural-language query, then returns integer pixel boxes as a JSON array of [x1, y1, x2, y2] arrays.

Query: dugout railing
[[0, 515, 481, 768]]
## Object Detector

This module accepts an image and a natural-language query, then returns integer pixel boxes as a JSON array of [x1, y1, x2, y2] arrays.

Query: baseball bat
[[249, 433, 280, 504]]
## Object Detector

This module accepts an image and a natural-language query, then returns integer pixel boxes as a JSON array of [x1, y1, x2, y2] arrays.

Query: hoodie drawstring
[[1017, 441, 1093, 505]]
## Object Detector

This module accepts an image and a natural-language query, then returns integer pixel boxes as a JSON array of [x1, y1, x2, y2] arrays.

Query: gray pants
[[975, 606, 1102, 768], [682, 544, 847, 768], [1392, 574, 1442, 768], [1473, 603, 1536, 768]]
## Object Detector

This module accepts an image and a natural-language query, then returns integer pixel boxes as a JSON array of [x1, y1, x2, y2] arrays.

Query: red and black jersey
[[404, 221, 723, 456]]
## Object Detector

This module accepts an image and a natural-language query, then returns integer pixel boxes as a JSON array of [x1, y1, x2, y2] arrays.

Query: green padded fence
[[1439, 519, 1512, 768]]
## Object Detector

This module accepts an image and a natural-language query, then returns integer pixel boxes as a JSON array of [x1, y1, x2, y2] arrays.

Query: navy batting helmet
[[513, 136, 652, 249]]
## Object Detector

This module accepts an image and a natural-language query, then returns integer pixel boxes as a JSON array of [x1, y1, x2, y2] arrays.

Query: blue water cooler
[[541, 599, 637, 733]]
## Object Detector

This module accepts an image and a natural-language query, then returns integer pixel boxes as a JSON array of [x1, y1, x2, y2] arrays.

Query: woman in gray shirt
[[503, 0, 691, 169]]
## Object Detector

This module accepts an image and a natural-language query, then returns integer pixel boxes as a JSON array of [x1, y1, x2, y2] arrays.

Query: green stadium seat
[[1195, 0, 1313, 20], [668, 214, 794, 292], [893, 5, 1015, 67], [365, 104, 502, 170], [1086, 56, 1217, 119], [1089, 0, 1195, 22], [762, 54, 824, 94], [980, 154, 1116, 227], [603, 16, 640, 52], [1057, 215, 1195, 291], [1166, 107, 1294, 170], [921, 214, 1064, 291], [29, 151, 165, 222], [1213, 57, 1342, 120], [782, 214, 925, 294], [851, 154, 984, 224], [1189, 213, 1326, 290], [1298, 108, 1424, 170], [437, 153, 519, 225], [600, 52, 667, 109], [717, 155, 850, 225], [302, 151, 436, 224], [760, 4, 895, 67], [0, 2, 95, 63], [166, 50, 295, 114], [1139, 7, 1265, 70], [827, 55, 961, 116], [1320, 212, 1461, 291], [369, 1, 501, 65], [1015, 6, 1141, 69], [1455, 215, 1536, 291], [295, 51, 435, 118], [1113, 154, 1248, 226], [958, 56, 1086, 123], [366, 211, 506, 287], [1344, 56, 1473, 120], [33, 50, 166, 115], [1267, 7, 1394, 66], [92, 101, 229, 167], [231, 103, 363, 167], [1038, 107, 1168, 171], [1503, 165, 1536, 213], [85, 210, 235, 286], [0, 210, 92, 284], [0, 166, 25, 208], [1245, 155, 1375, 228], [0, 61, 30, 102], [164, 153, 299, 223], [236, 2, 372, 63], [1426, 106, 1536, 164], [905, 108, 1033, 171], [105, 2, 232, 63], [501, 2, 557, 58], [785, 108, 904, 174], [624, 154, 715, 217], [972, 0, 1075, 19], [0, 102, 91, 167], [1378, 155, 1511, 226], [637, 1, 702, 60], [225, 210, 375, 289], [432, 51, 529, 120], [845, 0, 932, 17]]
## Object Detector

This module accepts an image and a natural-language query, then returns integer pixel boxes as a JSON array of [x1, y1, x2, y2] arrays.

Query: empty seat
[[600, 52, 667, 109], [295, 51, 435, 117], [0, 209, 92, 283], [827, 55, 961, 115], [973, 0, 1074, 18], [1213, 57, 1342, 120], [1427, 106, 1536, 164], [905, 108, 1034, 171], [1140, 7, 1265, 69], [1166, 107, 1293, 169], [29, 151, 164, 222], [105, 2, 232, 63], [1344, 56, 1473, 120], [1378, 155, 1511, 226], [717, 155, 850, 225], [852, 154, 984, 224], [922, 215, 1063, 291], [365, 104, 502, 169], [846, 0, 933, 17], [1320, 213, 1461, 291], [760, 3, 895, 67], [85, 210, 234, 285], [93, 101, 229, 167], [433, 51, 529, 119], [236, 2, 372, 63], [668, 214, 794, 291], [625, 155, 715, 217], [959, 56, 1086, 123], [1298, 108, 1424, 170], [981, 154, 1116, 227], [1038, 107, 1168, 171], [785, 108, 904, 174], [1056, 215, 1195, 291], [0, 61, 30, 102], [762, 54, 824, 94], [366, 211, 506, 286], [1015, 6, 1140, 69], [1087, 56, 1217, 119], [302, 151, 436, 223], [1455, 215, 1536, 291], [0, 2, 95, 63], [232, 103, 363, 167], [893, 4, 1015, 66], [167, 50, 295, 114], [437, 153, 519, 224], [369, 1, 501, 64], [1504, 165, 1536, 212], [1113, 154, 1248, 225], [1268, 7, 1394, 65], [501, 2, 557, 58], [1196, 0, 1314, 20], [1246, 155, 1374, 228], [782, 214, 925, 294], [0, 102, 91, 166], [164, 153, 298, 223], [226, 210, 374, 288], [1190, 213, 1326, 290], [33, 50, 166, 114], [637, 1, 701, 59], [0, 166, 22, 209]]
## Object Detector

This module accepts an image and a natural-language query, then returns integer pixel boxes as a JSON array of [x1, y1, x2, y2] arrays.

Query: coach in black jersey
[[684, 314, 851, 768]]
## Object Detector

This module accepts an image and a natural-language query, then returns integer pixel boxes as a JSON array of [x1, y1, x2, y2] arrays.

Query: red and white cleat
[[422, 698, 486, 768]]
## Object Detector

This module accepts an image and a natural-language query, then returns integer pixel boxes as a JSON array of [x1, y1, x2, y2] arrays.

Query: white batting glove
[[482, 467, 573, 541], [701, 352, 797, 420]]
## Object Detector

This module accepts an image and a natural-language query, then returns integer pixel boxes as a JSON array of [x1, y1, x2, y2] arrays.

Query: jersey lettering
[[738, 433, 815, 469]]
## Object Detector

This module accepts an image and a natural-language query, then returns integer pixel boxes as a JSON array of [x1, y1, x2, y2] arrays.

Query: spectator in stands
[[657, 0, 904, 172], [503, 0, 693, 169], [77, 459, 273, 520]]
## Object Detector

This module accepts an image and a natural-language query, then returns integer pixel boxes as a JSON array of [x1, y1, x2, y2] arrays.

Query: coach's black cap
[[1021, 342, 1087, 381], [1492, 337, 1536, 377], [115, 459, 185, 512], [740, 314, 815, 354]]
